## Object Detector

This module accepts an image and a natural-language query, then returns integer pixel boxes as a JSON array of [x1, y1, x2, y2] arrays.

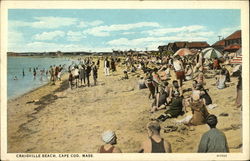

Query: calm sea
[[7, 56, 73, 100]]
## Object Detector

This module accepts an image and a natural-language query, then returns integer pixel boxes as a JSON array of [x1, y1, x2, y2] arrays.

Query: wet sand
[[7, 61, 242, 153]]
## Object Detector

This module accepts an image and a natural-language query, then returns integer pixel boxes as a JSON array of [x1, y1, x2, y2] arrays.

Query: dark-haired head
[[172, 80, 178, 84], [206, 115, 218, 128], [163, 81, 169, 87]]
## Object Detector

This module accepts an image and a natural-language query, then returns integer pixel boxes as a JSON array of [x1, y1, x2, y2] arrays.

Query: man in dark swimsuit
[[139, 121, 172, 153], [98, 131, 122, 153]]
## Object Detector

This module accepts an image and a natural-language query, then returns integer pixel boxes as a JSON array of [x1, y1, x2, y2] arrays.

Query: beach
[[7, 59, 242, 153]]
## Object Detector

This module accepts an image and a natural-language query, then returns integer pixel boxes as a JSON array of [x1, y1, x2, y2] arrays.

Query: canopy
[[224, 44, 241, 52], [201, 47, 223, 59], [173, 48, 194, 57]]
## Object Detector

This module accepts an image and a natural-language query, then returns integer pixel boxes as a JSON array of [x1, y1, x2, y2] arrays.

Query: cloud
[[8, 20, 30, 29], [83, 22, 160, 37], [31, 17, 78, 29], [8, 30, 24, 43], [176, 31, 214, 38], [21, 41, 112, 52], [26, 42, 86, 52], [67, 31, 86, 41], [79, 20, 104, 28], [121, 31, 136, 35], [8, 30, 26, 51], [219, 26, 240, 38], [83, 29, 109, 37], [9, 17, 78, 29], [33, 31, 65, 40], [143, 25, 206, 36]]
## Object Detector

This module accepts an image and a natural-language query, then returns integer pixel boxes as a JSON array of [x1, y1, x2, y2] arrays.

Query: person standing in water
[[22, 69, 25, 77], [33, 68, 37, 79]]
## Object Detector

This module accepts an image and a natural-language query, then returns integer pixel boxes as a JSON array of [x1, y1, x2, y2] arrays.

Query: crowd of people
[[16, 51, 242, 153], [67, 57, 120, 89], [16, 52, 241, 153], [96, 50, 241, 153], [14, 64, 66, 82]]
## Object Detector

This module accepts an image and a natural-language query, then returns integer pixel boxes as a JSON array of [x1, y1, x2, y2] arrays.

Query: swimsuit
[[150, 137, 165, 153], [100, 145, 115, 153]]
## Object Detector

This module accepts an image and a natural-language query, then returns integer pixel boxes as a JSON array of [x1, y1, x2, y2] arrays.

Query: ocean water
[[7, 57, 73, 100]]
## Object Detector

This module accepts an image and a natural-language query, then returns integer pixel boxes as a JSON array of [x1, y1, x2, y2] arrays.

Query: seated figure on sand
[[151, 81, 171, 113], [139, 121, 172, 153], [169, 80, 183, 98], [198, 115, 229, 153], [98, 130, 122, 153], [185, 65, 193, 81], [177, 94, 209, 126], [138, 76, 147, 89], [192, 81, 213, 106], [120, 70, 129, 80], [195, 72, 206, 86], [216, 69, 227, 89], [221, 65, 231, 82], [156, 92, 184, 122]]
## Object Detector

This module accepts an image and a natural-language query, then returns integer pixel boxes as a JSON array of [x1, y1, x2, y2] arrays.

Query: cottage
[[224, 30, 241, 52], [212, 39, 225, 52], [161, 41, 210, 53], [224, 30, 241, 47], [187, 41, 210, 50]]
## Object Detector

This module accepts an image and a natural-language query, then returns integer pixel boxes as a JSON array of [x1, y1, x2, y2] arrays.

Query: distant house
[[224, 30, 241, 47], [186, 41, 210, 50], [167, 43, 175, 52], [212, 39, 225, 52], [158, 45, 168, 52], [160, 41, 209, 53], [158, 42, 188, 53], [211, 30, 241, 53], [224, 30, 241, 52]]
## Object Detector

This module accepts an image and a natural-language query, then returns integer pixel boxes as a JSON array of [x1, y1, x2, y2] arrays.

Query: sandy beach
[[7, 59, 242, 153]]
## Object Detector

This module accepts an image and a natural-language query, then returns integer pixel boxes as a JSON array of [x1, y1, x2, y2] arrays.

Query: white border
[[1, 1, 249, 161]]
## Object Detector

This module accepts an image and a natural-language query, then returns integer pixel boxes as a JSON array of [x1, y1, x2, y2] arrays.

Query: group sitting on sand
[[63, 53, 239, 153], [125, 53, 241, 125], [98, 52, 239, 153], [99, 114, 229, 153]]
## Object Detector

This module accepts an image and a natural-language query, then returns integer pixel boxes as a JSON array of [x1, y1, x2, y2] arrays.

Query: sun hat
[[102, 130, 116, 143]]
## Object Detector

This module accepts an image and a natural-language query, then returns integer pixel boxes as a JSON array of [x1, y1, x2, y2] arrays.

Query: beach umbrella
[[173, 48, 194, 57], [201, 47, 223, 59]]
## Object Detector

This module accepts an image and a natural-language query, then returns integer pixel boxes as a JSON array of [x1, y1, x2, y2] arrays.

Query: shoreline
[[8, 72, 69, 102]]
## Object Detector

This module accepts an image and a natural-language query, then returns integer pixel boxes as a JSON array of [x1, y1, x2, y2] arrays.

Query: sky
[[8, 9, 240, 52]]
